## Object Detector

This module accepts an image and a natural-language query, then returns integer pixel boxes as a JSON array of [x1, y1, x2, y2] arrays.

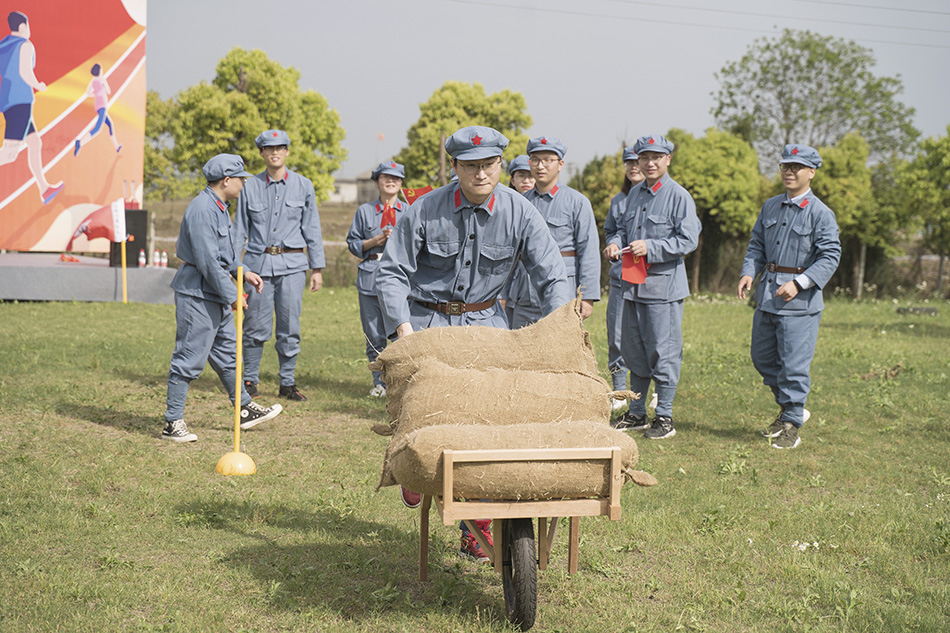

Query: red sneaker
[[460, 532, 490, 563], [400, 486, 421, 509], [474, 519, 494, 547]]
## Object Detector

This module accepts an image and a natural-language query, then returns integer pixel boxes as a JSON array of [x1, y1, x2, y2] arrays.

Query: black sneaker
[[244, 381, 259, 399], [278, 384, 307, 401], [644, 416, 676, 439], [161, 419, 197, 442], [615, 411, 649, 431], [240, 401, 282, 429]]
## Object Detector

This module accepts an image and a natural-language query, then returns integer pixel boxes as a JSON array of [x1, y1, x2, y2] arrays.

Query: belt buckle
[[446, 301, 463, 315], [266, 246, 280, 255], [766, 263, 777, 273]]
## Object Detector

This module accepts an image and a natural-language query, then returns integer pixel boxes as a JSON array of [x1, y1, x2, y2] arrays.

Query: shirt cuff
[[795, 274, 814, 290]]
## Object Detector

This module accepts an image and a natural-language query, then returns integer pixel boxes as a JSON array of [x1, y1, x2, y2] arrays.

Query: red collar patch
[[214, 198, 227, 212], [454, 188, 462, 208], [651, 181, 663, 194], [799, 198, 810, 208], [549, 184, 559, 196], [471, 134, 482, 146]]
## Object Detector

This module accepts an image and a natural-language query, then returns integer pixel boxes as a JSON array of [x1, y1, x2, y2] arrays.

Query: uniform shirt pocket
[[424, 240, 460, 270], [644, 213, 672, 239], [476, 243, 515, 279], [792, 223, 814, 259], [637, 268, 673, 301]]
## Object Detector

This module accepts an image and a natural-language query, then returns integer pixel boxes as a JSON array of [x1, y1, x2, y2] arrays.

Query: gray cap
[[371, 161, 406, 181], [444, 126, 509, 160], [507, 154, 531, 175], [780, 144, 822, 169], [633, 135, 674, 155], [202, 154, 252, 180], [255, 129, 291, 148], [526, 136, 567, 158], [622, 146, 638, 162]]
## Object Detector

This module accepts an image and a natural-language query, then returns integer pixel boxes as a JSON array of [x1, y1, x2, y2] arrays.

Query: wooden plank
[[608, 447, 623, 521], [569, 517, 580, 574], [447, 447, 619, 463], [442, 451, 455, 521], [438, 498, 608, 524], [537, 518, 548, 570], [419, 495, 431, 581], [493, 519, 503, 575], [463, 519, 495, 566]]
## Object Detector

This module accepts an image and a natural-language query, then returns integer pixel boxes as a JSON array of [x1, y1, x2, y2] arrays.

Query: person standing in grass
[[232, 130, 325, 403], [738, 144, 841, 450], [346, 161, 408, 398], [375, 125, 571, 562], [604, 147, 645, 421], [506, 136, 601, 328], [162, 154, 283, 443], [604, 135, 701, 440]]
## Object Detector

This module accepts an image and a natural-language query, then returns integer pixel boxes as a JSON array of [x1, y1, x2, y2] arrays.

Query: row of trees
[[144, 33, 949, 297]]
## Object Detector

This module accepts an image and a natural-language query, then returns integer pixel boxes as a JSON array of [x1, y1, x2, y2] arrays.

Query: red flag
[[380, 204, 396, 229], [622, 252, 649, 284], [66, 201, 124, 251], [401, 186, 433, 206]]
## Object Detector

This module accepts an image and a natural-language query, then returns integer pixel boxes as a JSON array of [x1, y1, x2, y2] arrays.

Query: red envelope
[[622, 252, 649, 284]]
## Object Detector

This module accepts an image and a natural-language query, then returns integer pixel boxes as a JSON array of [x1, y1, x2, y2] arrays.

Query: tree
[[898, 126, 950, 297], [668, 128, 762, 292], [712, 29, 918, 166], [144, 90, 199, 201], [810, 133, 876, 297], [157, 48, 346, 202], [395, 81, 532, 187]]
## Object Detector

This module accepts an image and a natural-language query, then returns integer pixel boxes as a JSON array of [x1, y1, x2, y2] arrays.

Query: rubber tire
[[501, 518, 538, 630]]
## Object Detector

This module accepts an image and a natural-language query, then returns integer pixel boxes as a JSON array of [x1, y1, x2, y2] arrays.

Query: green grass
[[1, 292, 949, 632]]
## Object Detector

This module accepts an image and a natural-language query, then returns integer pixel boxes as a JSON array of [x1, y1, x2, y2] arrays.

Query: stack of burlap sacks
[[370, 299, 658, 500]]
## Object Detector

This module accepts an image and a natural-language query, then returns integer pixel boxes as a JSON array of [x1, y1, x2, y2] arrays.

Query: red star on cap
[[541, 137, 548, 144], [272, 132, 278, 137], [391, 162, 396, 168], [791, 147, 799, 155], [648, 137, 655, 144], [471, 134, 482, 146]]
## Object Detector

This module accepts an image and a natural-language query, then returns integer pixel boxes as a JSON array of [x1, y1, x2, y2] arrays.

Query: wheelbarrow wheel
[[502, 518, 537, 630]]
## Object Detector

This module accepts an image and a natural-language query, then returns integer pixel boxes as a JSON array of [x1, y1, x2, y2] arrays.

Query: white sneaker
[[161, 419, 197, 442], [803, 409, 811, 424], [369, 385, 387, 398], [610, 398, 627, 412]]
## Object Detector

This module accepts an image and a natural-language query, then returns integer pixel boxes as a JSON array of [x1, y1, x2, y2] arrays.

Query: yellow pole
[[216, 265, 256, 476], [120, 240, 128, 304], [233, 266, 243, 454]]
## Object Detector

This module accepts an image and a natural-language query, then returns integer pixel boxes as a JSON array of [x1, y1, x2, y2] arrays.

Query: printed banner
[[0, 1, 146, 252]]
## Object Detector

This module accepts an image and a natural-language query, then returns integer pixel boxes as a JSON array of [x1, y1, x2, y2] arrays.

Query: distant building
[[328, 178, 358, 204]]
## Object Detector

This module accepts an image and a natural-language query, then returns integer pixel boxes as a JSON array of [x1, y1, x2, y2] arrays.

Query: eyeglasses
[[261, 146, 288, 153], [528, 156, 560, 166], [779, 163, 809, 174], [638, 154, 667, 164], [457, 159, 501, 175]]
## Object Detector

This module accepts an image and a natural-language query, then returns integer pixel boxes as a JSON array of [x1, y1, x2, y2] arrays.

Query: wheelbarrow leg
[[568, 516, 579, 574], [419, 495, 431, 581]]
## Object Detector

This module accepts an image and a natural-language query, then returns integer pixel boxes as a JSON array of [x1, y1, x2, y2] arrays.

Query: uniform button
[[769, 278, 773, 283], [776, 241, 780, 245], [465, 260, 471, 266], [782, 222, 786, 226], [457, 285, 464, 291], [469, 234, 476, 239]]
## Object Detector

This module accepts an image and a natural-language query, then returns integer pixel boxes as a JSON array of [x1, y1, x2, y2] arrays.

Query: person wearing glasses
[[232, 130, 325, 403], [507, 154, 535, 194], [506, 136, 601, 328], [162, 154, 283, 443], [737, 144, 840, 450], [603, 147, 646, 422], [346, 161, 408, 397], [376, 126, 571, 561], [604, 135, 701, 440]]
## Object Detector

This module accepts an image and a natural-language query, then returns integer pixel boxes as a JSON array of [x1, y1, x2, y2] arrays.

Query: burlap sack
[[388, 420, 653, 500], [396, 360, 612, 433], [369, 299, 598, 422]]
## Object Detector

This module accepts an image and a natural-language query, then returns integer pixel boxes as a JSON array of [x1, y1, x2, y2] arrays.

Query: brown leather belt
[[265, 246, 304, 255], [767, 263, 806, 274], [560, 250, 576, 257], [363, 254, 380, 261], [417, 299, 496, 315]]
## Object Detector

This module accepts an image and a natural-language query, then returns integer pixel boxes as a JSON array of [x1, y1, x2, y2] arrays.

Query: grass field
[[1, 292, 949, 632]]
